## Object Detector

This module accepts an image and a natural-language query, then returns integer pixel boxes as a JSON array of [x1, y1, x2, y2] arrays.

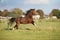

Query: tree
[[11, 8, 23, 17], [37, 9, 45, 19], [7, 12, 20, 18], [2, 9, 8, 17], [0, 10, 2, 16], [49, 13, 53, 18], [50, 9, 60, 18]]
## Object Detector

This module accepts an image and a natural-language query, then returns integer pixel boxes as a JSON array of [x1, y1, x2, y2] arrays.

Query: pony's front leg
[[32, 21, 39, 30]]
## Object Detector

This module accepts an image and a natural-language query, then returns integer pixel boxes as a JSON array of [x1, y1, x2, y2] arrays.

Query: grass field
[[0, 19, 60, 40]]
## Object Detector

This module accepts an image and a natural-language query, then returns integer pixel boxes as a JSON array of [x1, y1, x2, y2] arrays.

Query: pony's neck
[[26, 14, 33, 18]]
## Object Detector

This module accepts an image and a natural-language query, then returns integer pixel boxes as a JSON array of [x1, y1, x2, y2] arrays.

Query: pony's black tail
[[8, 18, 16, 28]]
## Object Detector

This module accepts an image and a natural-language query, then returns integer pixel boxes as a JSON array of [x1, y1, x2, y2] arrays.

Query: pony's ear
[[30, 9, 35, 10]]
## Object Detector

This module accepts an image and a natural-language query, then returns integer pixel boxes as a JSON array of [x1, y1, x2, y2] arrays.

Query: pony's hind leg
[[7, 22, 11, 29], [13, 24, 18, 30]]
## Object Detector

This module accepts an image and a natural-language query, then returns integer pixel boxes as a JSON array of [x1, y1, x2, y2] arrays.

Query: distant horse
[[33, 15, 40, 20], [8, 9, 37, 30]]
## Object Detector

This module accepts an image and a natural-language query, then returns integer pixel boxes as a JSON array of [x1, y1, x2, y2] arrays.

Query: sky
[[0, 0, 60, 15]]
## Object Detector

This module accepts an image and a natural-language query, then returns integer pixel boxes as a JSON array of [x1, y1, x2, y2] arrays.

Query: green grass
[[0, 19, 60, 40]]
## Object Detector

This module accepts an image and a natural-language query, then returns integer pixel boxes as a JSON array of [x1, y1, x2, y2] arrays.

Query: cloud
[[0, 0, 7, 3], [0, 0, 4, 3], [24, 0, 50, 4]]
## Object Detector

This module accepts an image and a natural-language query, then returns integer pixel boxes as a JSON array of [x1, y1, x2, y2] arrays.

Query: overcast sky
[[0, 0, 60, 15]]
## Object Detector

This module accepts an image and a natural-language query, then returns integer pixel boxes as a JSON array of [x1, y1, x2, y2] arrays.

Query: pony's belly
[[20, 21, 31, 24]]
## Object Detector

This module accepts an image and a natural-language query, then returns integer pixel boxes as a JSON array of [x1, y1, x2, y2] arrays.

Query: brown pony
[[8, 9, 37, 30]]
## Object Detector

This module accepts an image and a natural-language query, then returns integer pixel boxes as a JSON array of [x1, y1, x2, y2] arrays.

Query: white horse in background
[[33, 15, 40, 20]]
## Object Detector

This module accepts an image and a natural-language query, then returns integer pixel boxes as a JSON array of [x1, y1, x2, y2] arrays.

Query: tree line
[[49, 9, 60, 19], [0, 8, 60, 19]]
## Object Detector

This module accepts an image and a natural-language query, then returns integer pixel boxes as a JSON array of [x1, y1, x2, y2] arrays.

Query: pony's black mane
[[25, 9, 35, 16]]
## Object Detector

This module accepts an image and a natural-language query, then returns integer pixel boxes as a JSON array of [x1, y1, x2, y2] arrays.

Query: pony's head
[[30, 9, 37, 15], [26, 9, 37, 18]]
